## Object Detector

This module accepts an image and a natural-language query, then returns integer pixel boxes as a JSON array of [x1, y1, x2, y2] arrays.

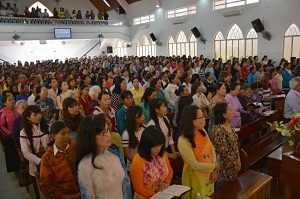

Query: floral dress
[[208, 96, 226, 138], [36, 98, 58, 124], [211, 124, 239, 188]]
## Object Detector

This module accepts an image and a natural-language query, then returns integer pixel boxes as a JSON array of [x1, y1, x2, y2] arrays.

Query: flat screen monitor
[[54, 28, 72, 39]]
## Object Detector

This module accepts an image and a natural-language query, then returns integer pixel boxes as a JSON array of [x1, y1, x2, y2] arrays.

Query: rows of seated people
[[0, 54, 300, 199], [0, 2, 109, 20]]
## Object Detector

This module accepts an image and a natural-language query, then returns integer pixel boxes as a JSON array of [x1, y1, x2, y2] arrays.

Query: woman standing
[[212, 103, 241, 188], [79, 84, 92, 116], [0, 94, 20, 172], [139, 87, 157, 124], [111, 76, 127, 112], [20, 105, 50, 177], [35, 86, 58, 124], [150, 78, 171, 112], [76, 115, 131, 199], [60, 97, 84, 141], [207, 83, 227, 137], [148, 99, 178, 159], [56, 80, 69, 111], [130, 77, 144, 105], [225, 82, 249, 128], [122, 106, 145, 171], [92, 91, 117, 132], [177, 105, 219, 199], [191, 82, 209, 118], [130, 125, 173, 199], [47, 78, 58, 108], [39, 121, 81, 198]]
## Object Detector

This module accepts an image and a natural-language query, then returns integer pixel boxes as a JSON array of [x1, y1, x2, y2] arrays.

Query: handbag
[[18, 167, 32, 187]]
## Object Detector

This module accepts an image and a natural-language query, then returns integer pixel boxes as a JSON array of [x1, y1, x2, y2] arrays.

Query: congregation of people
[[0, 2, 109, 20], [1, 53, 300, 199]]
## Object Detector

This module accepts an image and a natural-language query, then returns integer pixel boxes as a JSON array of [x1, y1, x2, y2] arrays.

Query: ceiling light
[[156, 4, 160, 8], [103, 0, 110, 7]]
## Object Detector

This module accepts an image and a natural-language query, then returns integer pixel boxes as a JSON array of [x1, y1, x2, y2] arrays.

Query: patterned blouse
[[212, 124, 239, 188], [36, 98, 58, 124]]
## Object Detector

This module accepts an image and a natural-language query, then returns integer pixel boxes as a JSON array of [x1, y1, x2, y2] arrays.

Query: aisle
[[0, 147, 31, 199]]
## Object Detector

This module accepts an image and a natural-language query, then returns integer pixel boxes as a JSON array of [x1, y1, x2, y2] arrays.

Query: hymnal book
[[274, 94, 286, 98], [243, 102, 261, 111], [150, 185, 192, 199]]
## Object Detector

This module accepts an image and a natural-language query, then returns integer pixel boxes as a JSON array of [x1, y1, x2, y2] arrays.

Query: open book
[[150, 185, 192, 199], [243, 102, 261, 111]]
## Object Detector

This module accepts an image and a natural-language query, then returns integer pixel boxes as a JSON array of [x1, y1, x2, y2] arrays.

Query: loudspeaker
[[191, 27, 201, 38], [150, 33, 157, 42], [119, 6, 125, 14], [107, 46, 113, 53], [251, 19, 265, 32]]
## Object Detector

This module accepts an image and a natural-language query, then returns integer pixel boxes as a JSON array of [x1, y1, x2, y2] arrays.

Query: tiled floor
[[0, 148, 32, 199]]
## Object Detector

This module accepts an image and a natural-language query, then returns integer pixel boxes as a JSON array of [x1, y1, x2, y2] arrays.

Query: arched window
[[245, 28, 258, 57], [29, 1, 53, 17], [284, 23, 300, 60], [115, 40, 126, 57], [189, 35, 197, 57], [136, 35, 156, 56], [136, 41, 141, 57], [168, 37, 176, 56], [176, 31, 189, 56], [227, 24, 244, 60], [214, 31, 226, 59]]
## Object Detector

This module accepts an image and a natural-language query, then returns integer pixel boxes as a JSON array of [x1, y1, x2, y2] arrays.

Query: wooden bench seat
[[211, 170, 273, 199], [238, 110, 285, 174]]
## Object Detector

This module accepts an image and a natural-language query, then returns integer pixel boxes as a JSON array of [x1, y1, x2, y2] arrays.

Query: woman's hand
[[214, 162, 220, 171], [160, 181, 169, 191], [235, 158, 241, 172], [209, 171, 218, 183], [168, 152, 178, 160]]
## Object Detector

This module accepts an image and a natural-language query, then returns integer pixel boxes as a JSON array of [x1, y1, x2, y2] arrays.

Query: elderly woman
[[89, 85, 101, 101], [284, 77, 300, 120]]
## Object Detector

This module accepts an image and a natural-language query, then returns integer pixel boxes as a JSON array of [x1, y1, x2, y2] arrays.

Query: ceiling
[[90, 0, 141, 12]]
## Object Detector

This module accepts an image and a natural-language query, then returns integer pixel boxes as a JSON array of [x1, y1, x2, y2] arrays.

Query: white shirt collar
[[53, 143, 70, 156]]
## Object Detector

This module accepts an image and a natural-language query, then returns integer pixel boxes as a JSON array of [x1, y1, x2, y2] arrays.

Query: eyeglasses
[[195, 116, 205, 120], [97, 128, 111, 136]]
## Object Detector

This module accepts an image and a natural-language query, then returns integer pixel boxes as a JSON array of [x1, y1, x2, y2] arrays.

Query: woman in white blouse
[[147, 98, 179, 159], [20, 105, 50, 177], [191, 82, 209, 117]]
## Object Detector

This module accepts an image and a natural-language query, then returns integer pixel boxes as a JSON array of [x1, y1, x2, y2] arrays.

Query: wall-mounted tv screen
[[54, 28, 72, 39]]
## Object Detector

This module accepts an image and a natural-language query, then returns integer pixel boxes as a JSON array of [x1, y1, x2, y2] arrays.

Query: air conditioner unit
[[172, 18, 186, 25], [223, 9, 242, 17]]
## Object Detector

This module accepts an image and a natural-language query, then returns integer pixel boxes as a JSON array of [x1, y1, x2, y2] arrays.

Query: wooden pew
[[238, 110, 285, 174], [211, 170, 273, 199]]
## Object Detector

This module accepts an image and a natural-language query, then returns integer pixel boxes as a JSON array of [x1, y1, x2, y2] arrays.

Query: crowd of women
[[0, 54, 299, 199]]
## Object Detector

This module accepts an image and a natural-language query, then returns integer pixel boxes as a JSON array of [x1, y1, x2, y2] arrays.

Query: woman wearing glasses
[[177, 105, 219, 199], [76, 115, 131, 199]]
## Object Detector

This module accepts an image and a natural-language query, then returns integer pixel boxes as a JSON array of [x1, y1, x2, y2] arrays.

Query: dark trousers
[[2, 135, 19, 172]]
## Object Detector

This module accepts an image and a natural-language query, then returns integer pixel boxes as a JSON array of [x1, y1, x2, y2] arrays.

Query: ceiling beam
[[117, 0, 129, 13]]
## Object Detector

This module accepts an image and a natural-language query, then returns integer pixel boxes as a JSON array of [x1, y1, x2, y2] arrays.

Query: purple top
[[225, 94, 248, 127]]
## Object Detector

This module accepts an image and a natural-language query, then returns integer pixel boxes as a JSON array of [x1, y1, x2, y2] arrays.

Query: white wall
[[128, 0, 300, 62], [1, 0, 300, 62]]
